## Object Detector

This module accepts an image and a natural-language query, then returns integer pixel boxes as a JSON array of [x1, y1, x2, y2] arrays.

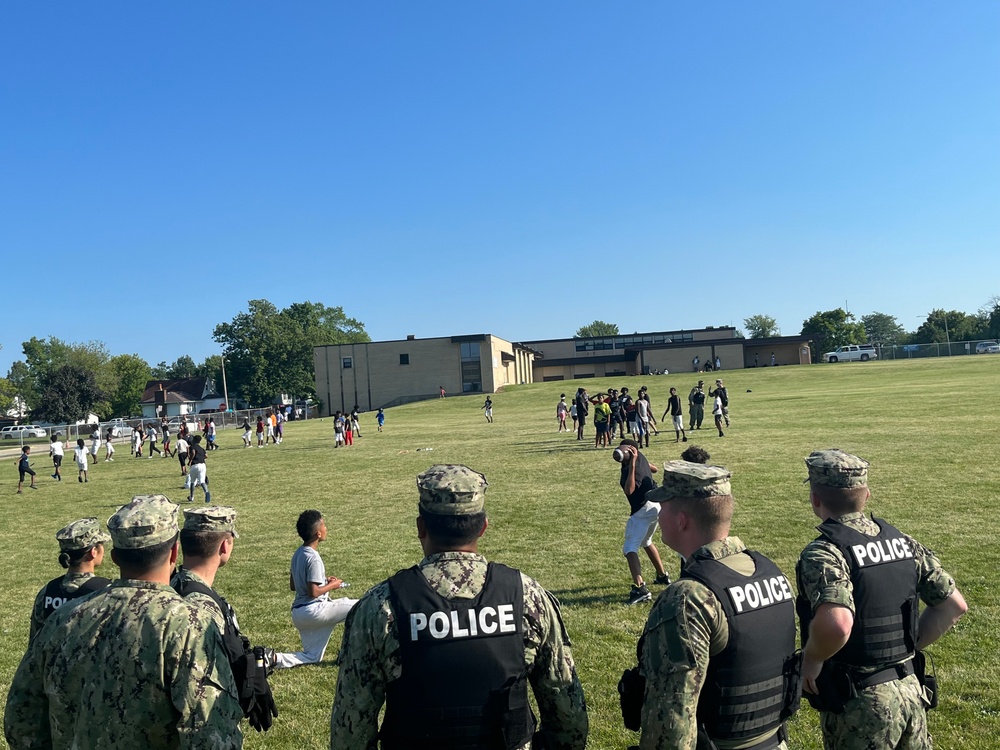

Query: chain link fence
[[875, 339, 999, 360]]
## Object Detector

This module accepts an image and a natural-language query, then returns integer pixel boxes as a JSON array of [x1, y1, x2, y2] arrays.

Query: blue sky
[[2, 2, 998, 374]]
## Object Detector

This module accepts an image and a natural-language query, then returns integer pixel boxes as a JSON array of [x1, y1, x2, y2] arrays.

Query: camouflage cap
[[182, 505, 239, 538], [107, 494, 180, 549], [417, 464, 488, 516], [56, 517, 111, 552], [647, 460, 732, 502], [804, 449, 869, 488]]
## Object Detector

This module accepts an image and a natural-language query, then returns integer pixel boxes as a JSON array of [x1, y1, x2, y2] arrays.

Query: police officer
[[28, 517, 112, 645], [329, 464, 588, 750], [5, 494, 243, 749], [634, 461, 799, 749], [172, 505, 277, 732], [688, 380, 706, 430], [797, 449, 968, 749]]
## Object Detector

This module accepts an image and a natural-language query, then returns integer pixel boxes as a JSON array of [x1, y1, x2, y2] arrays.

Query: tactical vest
[[382, 562, 534, 750], [41, 575, 111, 621], [798, 517, 918, 669], [683, 551, 798, 742], [172, 573, 261, 718]]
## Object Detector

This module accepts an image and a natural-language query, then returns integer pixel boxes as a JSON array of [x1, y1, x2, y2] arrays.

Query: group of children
[[242, 411, 285, 448]]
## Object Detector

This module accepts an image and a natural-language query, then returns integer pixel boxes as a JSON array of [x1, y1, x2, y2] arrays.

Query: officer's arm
[[801, 603, 853, 694], [4, 642, 52, 750], [525, 585, 588, 750], [916, 590, 968, 651], [639, 581, 719, 750]]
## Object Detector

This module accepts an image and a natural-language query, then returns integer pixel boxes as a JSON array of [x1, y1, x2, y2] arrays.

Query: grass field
[[2, 357, 998, 749]]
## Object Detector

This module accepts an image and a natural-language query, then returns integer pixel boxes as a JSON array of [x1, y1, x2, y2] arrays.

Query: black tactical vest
[[382, 562, 534, 750], [683, 550, 798, 742], [41, 575, 111, 621], [798, 517, 918, 669]]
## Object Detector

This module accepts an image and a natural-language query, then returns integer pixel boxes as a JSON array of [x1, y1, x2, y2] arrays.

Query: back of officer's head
[[416, 464, 489, 547], [179, 506, 239, 560], [649, 461, 734, 535], [107, 495, 180, 574], [805, 449, 871, 516]]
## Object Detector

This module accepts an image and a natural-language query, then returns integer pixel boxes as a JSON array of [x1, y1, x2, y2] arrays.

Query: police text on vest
[[850, 537, 913, 567], [409, 605, 517, 641], [727, 576, 792, 613]]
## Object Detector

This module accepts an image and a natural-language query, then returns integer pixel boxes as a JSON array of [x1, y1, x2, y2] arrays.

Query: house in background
[[140, 377, 225, 419]]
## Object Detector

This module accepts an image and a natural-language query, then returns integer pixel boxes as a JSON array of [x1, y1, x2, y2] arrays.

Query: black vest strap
[[683, 550, 798, 742], [801, 517, 919, 669], [41, 575, 112, 620], [381, 562, 534, 750]]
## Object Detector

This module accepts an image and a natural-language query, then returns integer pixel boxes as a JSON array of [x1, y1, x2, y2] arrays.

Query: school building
[[314, 326, 811, 415]]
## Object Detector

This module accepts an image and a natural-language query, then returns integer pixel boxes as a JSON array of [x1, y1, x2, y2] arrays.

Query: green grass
[[2, 357, 998, 748]]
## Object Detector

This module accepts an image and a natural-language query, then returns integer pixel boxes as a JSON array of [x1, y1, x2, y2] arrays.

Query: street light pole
[[221, 354, 231, 413]]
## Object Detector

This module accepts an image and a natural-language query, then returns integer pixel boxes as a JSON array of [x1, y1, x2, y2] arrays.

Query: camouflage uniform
[[329, 465, 588, 750], [171, 505, 242, 632], [4, 495, 243, 750], [799, 451, 957, 750], [28, 517, 112, 644], [639, 462, 789, 750]]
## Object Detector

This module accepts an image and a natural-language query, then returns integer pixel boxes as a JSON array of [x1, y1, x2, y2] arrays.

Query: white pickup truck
[[823, 345, 877, 363]]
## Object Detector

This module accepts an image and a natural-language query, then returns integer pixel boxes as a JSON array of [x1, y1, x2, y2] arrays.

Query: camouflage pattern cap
[[55, 517, 111, 552], [182, 505, 239, 538], [107, 494, 179, 549], [647, 460, 732, 502], [805, 449, 869, 488], [417, 464, 488, 516]]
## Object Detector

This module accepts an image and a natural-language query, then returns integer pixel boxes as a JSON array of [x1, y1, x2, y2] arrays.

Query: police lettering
[[727, 575, 792, 614], [850, 536, 913, 567], [44, 596, 69, 611], [409, 604, 517, 641]]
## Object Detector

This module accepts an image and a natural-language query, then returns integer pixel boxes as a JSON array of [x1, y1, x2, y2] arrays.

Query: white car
[[823, 345, 877, 363], [0, 425, 48, 439], [975, 341, 1000, 354]]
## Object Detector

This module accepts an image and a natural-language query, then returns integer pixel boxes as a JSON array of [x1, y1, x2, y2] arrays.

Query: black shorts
[[578, 415, 587, 426], [52, 455, 62, 468], [20, 468, 35, 480], [596, 422, 608, 434], [178, 452, 188, 466]]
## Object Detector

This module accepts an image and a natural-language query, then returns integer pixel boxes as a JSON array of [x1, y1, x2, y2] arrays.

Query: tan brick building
[[314, 334, 536, 415], [314, 328, 811, 414]]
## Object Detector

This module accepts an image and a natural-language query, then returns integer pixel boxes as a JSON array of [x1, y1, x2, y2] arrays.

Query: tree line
[[0, 301, 369, 425]]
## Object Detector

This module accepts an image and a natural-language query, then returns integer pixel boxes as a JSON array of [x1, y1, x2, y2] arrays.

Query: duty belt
[[854, 659, 915, 690]]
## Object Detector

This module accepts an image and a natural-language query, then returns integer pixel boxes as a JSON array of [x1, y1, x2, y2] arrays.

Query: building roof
[[140, 377, 216, 405]]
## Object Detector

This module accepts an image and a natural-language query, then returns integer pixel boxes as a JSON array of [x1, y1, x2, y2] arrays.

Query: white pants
[[189, 463, 207, 488], [274, 597, 358, 669]]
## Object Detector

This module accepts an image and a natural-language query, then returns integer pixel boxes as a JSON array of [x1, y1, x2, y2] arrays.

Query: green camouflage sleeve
[[639, 580, 724, 750], [167, 605, 243, 749], [27, 588, 45, 648], [797, 540, 854, 614], [909, 535, 957, 607], [4, 639, 51, 749], [522, 578, 588, 750], [329, 582, 394, 750]]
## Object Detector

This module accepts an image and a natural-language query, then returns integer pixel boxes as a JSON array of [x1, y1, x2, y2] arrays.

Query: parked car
[[0, 425, 48, 439], [102, 419, 134, 438], [823, 344, 878, 363], [165, 417, 199, 433], [975, 341, 1000, 354]]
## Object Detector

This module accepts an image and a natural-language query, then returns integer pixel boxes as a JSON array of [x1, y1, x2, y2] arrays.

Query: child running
[[376, 408, 385, 432], [49, 434, 64, 481], [241, 417, 252, 447], [104, 426, 115, 461], [186, 434, 210, 503], [73, 439, 89, 483], [89, 426, 101, 464], [17, 446, 37, 493], [176, 432, 190, 487]]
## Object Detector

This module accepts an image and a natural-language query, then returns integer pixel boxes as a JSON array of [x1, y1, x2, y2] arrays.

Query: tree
[[33, 364, 104, 424], [977, 296, 1000, 340], [910, 309, 982, 344], [861, 312, 906, 346], [213, 300, 370, 406], [743, 314, 780, 339], [575, 321, 619, 338], [19, 337, 111, 412], [106, 354, 151, 417], [800, 309, 866, 361], [6, 361, 32, 418]]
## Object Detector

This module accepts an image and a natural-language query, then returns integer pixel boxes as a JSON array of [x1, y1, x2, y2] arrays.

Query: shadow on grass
[[549, 587, 631, 607]]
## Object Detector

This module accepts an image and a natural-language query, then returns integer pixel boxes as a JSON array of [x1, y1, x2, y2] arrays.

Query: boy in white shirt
[[73, 438, 89, 483]]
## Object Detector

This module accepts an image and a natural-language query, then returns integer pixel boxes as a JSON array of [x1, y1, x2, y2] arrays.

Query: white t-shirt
[[713, 396, 724, 416], [636, 399, 649, 421], [73, 446, 88, 466], [50, 441, 64, 457], [176, 437, 189, 454]]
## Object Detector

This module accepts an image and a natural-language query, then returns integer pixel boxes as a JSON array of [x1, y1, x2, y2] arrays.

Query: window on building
[[399, 353, 409, 365], [460, 342, 482, 392], [342, 357, 352, 369]]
